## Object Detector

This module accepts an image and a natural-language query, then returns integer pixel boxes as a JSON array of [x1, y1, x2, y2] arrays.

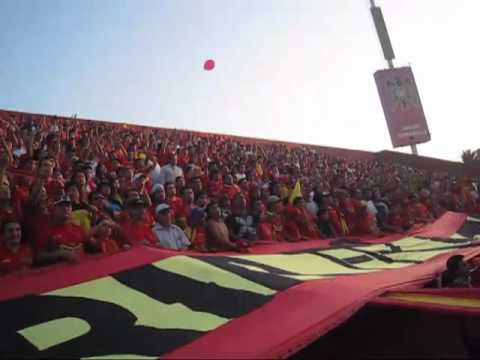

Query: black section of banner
[[113, 265, 272, 318], [198, 256, 300, 291], [456, 219, 480, 238], [0, 294, 202, 358]]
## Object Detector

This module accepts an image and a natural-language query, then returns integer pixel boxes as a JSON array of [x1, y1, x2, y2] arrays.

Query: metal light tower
[[370, 0, 419, 155]]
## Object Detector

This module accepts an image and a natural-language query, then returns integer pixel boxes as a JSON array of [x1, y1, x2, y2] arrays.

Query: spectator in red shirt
[[165, 181, 184, 219], [186, 208, 208, 252], [89, 219, 121, 255], [319, 192, 346, 236], [410, 193, 434, 224], [222, 174, 240, 200], [0, 219, 32, 274], [120, 197, 157, 247], [385, 203, 405, 233], [238, 178, 252, 209], [260, 195, 288, 241], [292, 196, 322, 240], [176, 187, 196, 229], [352, 201, 381, 236], [208, 169, 223, 196], [35, 196, 89, 265], [175, 175, 186, 195], [190, 176, 204, 197]]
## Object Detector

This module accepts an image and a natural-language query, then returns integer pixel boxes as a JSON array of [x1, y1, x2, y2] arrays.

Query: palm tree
[[462, 148, 480, 176]]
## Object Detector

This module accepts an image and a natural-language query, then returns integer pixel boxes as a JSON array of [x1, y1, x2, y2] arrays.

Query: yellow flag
[[255, 161, 264, 177], [288, 179, 302, 204]]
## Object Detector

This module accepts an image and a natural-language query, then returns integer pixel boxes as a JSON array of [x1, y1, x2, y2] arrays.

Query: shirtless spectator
[[206, 202, 242, 252]]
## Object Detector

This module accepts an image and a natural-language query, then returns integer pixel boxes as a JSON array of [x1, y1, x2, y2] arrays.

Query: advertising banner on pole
[[374, 66, 431, 148]]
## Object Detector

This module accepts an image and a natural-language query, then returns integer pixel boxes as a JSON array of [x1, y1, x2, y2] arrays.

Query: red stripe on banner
[[411, 212, 468, 238], [0, 246, 175, 301], [163, 246, 480, 359]]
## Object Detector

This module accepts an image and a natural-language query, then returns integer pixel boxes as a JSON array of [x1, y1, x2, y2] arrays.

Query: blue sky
[[1, 0, 479, 161]]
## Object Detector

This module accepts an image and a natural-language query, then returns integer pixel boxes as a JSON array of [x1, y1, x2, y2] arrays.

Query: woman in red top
[[292, 196, 322, 240], [260, 196, 288, 242], [222, 174, 240, 200], [352, 201, 381, 236], [207, 170, 223, 198], [89, 219, 121, 254], [0, 219, 32, 274]]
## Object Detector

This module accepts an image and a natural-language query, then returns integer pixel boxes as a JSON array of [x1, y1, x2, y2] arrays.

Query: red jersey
[[190, 225, 207, 251], [341, 198, 356, 227], [328, 207, 343, 236], [176, 203, 196, 221], [414, 203, 430, 219], [120, 210, 155, 227], [353, 213, 376, 236], [167, 197, 184, 219], [208, 179, 223, 197], [299, 208, 322, 239], [99, 238, 120, 254], [257, 223, 274, 241], [222, 184, 241, 200], [37, 223, 86, 256], [121, 221, 157, 247], [0, 244, 32, 274]]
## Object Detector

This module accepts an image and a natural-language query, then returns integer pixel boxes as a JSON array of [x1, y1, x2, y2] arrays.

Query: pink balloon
[[203, 59, 215, 71]]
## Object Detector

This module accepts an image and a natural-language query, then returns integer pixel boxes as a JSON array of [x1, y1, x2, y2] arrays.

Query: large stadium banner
[[374, 66, 431, 148], [1, 213, 479, 359]]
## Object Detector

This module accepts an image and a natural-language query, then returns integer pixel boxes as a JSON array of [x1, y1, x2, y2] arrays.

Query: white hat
[[151, 183, 164, 194], [133, 173, 147, 182], [155, 203, 171, 214]]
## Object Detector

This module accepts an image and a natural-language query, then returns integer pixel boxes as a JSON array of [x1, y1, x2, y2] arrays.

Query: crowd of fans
[[0, 112, 479, 275]]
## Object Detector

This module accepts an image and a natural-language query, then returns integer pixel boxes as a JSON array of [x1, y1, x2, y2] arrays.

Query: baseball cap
[[155, 203, 171, 214], [268, 195, 281, 204], [151, 183, 164, 194], [133, 173, 147, 182], [54, 195, 72, 206]]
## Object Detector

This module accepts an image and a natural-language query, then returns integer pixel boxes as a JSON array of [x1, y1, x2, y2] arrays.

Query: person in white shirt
[[158, 154, 183, 185], [152, 203, 190, 250]]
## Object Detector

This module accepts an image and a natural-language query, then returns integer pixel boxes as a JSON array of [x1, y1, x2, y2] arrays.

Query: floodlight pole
[[370, 0, 418, 156]]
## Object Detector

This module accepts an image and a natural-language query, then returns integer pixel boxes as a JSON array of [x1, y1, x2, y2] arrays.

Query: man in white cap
[[152, 203, 190, 250]]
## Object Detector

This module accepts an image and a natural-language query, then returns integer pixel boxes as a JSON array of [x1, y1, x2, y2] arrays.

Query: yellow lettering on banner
[[234, 237, 474, 277], [48, 277, 228, 331], [234, 253, 373, 276], [152, 256, 275, 296], [18, 317, 90, 351]]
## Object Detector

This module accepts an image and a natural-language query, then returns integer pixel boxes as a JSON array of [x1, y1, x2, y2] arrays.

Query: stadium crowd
[[0, 112, 479, 275]]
